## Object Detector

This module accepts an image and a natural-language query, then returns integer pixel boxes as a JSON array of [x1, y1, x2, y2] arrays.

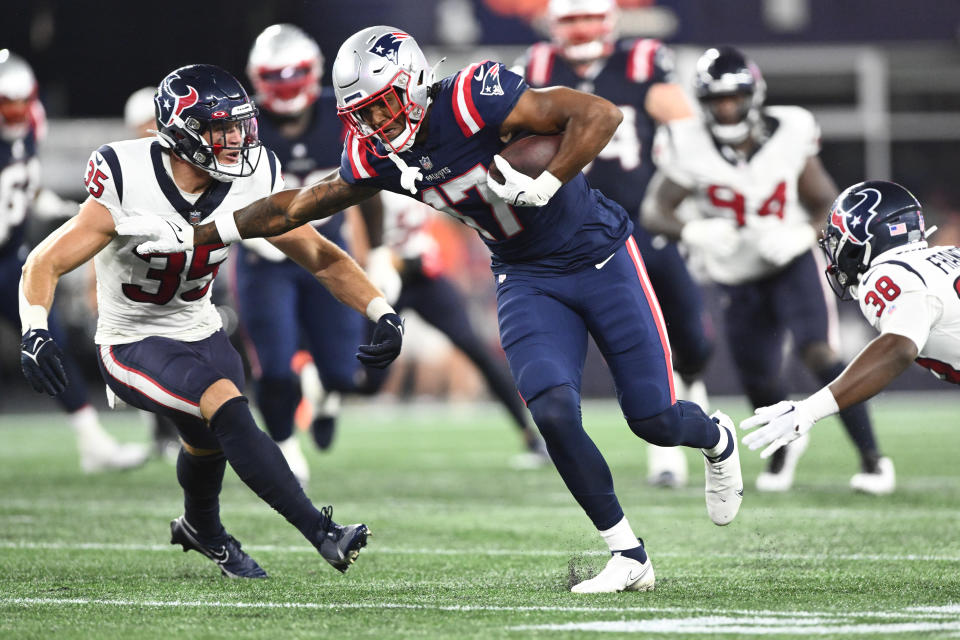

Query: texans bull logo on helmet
[[156, 72, 199, 127], [368, 32, 409, 65], [830, 186, 883, 245]]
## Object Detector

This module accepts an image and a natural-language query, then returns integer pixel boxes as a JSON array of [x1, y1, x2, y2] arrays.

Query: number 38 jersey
[[857, 244, 960, 384], [86, 137, 283, 345], [654, 106, 820, 285]]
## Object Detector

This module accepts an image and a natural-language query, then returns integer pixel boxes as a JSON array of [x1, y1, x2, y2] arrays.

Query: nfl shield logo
[[419, 156, 433, 170], [189, 211, 202, 225]]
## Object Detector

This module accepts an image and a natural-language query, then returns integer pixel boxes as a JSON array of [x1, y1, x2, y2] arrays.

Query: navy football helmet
[[820, 180, 926, 298], [154, 64, 261, 182], [694, 47, 765, 145]]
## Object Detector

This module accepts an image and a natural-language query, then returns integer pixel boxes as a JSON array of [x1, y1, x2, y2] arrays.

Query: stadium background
[[2, 0, 959, 406]]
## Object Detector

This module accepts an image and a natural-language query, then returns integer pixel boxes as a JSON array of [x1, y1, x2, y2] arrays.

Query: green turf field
[[1, 393, 959, 639]]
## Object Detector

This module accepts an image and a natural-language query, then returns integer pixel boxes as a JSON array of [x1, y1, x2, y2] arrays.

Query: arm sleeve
[[82, 145, 124, 223], [858, 265, 935, 351]]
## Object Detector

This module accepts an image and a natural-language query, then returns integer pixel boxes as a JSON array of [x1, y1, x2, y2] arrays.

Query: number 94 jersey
[[654, 106, 820, 285], [85, 137, 283, 345]]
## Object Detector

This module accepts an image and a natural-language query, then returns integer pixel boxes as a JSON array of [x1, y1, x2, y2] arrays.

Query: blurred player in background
[[241, 24, 391, 483], [2, 49, 147, 472], [378, 192, 549, 467], [643, 46, 894, 495], [518, 0, 712, 488], [742, 180, 958, 453], [20, 64, 395, 577], [119, 26, 745, 593]]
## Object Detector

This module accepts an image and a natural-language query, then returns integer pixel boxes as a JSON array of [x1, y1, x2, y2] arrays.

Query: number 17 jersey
[[85, 137, 283, 344]]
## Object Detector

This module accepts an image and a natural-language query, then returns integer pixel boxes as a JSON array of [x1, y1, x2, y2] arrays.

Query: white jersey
[[88, 138, 283, 344], [654, 106, 820, 285], [857, 243, 960, 384]]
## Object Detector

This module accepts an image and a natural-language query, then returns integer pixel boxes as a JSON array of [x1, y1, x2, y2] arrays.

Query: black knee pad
[[628, 402, 686, 447]]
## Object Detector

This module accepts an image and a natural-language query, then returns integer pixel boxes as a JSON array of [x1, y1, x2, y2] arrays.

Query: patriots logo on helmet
[[479, 64, 504, 97], [830, 187, 883, 246], [368, 32, 409, 65], [156, 73, 199, 127]]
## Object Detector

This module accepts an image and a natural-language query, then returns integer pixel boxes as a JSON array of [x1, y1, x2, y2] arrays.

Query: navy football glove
[[20, 328, 68, 396], [357, 313, 404, 369]]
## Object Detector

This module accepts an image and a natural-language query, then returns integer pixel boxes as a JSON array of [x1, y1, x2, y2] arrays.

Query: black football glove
[[20, 328, 68, 396], [356, 313, 404, 369]]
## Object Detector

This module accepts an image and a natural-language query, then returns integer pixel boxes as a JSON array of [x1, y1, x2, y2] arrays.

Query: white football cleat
[[755, 434, 810, 493], [80, 440, 149, 473], [277, 436, 311, 488], [850, 457, 895, 495], [703, 411, 743, 526], [646, 444, 688, 489], [571, 553, 655, 594]]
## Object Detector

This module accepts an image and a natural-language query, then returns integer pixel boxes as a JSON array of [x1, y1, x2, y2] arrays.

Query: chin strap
[[387, 152, 423, 195]]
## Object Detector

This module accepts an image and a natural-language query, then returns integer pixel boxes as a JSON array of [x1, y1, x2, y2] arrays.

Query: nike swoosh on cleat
[[736, 488, 744, 497], [627, 568, 645, 582], [210, 546, 229, 564]]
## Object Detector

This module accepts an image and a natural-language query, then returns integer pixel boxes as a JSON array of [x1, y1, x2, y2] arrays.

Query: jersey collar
[[150, 142, 232, 225]]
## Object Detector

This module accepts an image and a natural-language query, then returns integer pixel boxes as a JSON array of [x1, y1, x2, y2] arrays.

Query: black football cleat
[[315, 505, 370, 573], [170, 516, 267, 579]]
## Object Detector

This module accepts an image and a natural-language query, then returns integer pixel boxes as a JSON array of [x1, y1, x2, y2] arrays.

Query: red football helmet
[[247, 24, 323, 116], [548, 0, 618, 65]]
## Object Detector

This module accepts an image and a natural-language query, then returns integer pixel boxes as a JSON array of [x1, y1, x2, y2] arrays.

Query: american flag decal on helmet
[[368, 32, 410, 65]]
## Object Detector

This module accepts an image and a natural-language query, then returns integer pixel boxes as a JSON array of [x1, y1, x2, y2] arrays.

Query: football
[[488, 133, 564, 184]]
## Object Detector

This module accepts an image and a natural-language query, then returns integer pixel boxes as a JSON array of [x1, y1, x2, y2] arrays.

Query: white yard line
[[2, 540, 960, 563]]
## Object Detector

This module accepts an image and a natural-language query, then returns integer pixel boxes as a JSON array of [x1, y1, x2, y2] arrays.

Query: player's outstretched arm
[[19, 198, 115, 395], [741, 333, 917, 456], [500, 86, 622, 183], [194, 170, 382, 246]]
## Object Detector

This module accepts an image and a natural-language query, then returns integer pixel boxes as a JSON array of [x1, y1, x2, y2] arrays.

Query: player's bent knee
[[181, 441, 222, 457], [199, 378, 244, 422], [628, 402, 687, 447], [526, 385, 580, 439]]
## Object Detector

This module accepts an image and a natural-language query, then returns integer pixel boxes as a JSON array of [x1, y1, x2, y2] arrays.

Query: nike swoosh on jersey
[[474, 69, 484, 81], [595, 253, 616, 269]]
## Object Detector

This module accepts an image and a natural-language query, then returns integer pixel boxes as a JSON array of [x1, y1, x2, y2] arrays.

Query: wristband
[[798, 387, 840, 422], [535, 171, 563, 198], [365, 296, 395, 322], [215, 213, 242, 244], [18, 277, 48, 333]]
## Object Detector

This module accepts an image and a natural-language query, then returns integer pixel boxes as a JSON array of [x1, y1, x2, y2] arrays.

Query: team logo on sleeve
[[155, 72, 199, 127], [368, 32, 409, 65], [830, 187, 882, 245], [479, 64, 504, 97]]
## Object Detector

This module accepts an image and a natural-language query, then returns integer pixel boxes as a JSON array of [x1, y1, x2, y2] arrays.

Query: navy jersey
[[258, 92, 346, 238], [340, 60, 631, 274], [523, 38, 671, 215], [0, 130, 40, 257]]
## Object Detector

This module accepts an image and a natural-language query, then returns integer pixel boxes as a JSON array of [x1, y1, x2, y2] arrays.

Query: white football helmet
[[124, 86, 156, 132], [247, 24, 323, 116], [0, 49, 40, 141], [548, 0, 618, 65], [333, 26, 435, 157]]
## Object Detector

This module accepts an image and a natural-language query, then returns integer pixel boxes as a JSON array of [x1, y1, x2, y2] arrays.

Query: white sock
[[702, 422, 729, 458], [600, 516, 640, 552], [69, 405, 104, 440]]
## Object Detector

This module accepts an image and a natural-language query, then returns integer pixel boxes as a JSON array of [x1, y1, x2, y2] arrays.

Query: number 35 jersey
[[654, 106, 820, 285], [86, 137, 283, 345], [857, 244, 960, 384]]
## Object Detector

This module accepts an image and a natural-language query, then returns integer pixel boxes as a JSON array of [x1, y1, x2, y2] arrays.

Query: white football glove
[[387, 153, 423, 195], [756, 224, 817, 267], [366, 246, 402, 305], [740, 401, 815, 458], [486, 155, 562, 207], [115, 217, 194, 254], [680, 218, 739, 257]]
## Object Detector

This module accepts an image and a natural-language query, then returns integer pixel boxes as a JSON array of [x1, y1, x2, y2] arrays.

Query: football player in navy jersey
[[1, 50, 148, 473], [118, 26, 744, 594], [240, 24, 387, 481], [519, 0, 713, 488]]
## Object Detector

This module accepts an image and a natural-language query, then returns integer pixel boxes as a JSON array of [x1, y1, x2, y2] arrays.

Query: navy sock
[[816, 363, 880, 466], [255, 375, 301, 442], [176, 449, 226, 539], [527, 386, 624, 530], [209, 397, 323, 542], [616, 540, 648, 564]]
